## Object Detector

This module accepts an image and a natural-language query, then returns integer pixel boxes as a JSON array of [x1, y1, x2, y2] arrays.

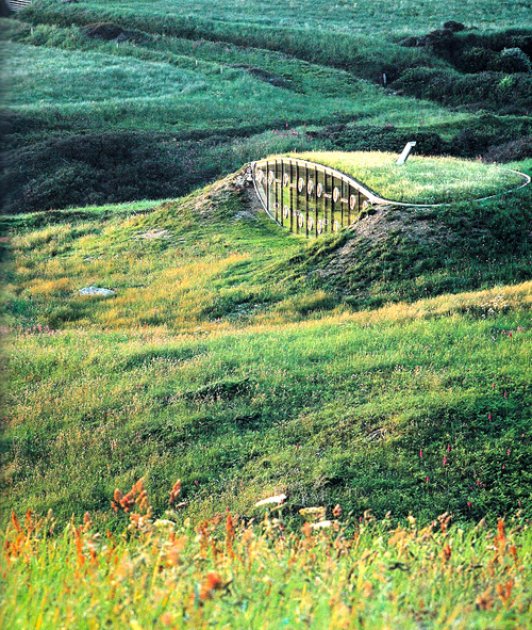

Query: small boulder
[[79, 286, 116, 297]]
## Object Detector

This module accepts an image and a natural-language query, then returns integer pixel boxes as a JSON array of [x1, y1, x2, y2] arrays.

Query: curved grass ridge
[[279, 151, 525, 204]]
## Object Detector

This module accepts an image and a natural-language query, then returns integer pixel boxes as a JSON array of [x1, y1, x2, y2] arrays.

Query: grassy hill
[[2, 168, 530, 526], [273, 151, 525, 203], [2, 165, 531, 624]]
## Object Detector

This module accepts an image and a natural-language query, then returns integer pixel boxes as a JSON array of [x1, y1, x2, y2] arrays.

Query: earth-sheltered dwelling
[[250, 151, 529, 238]]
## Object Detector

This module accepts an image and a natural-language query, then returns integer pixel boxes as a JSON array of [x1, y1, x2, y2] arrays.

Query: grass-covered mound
[[283, 151, 525, 204], [1, 174, 530, 527]]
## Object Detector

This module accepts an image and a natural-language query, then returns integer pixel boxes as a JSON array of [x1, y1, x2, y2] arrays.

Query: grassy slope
[[2, 174, 531, 526], [1, 20, 465, 142], [57, 0, 531, 33], [0, 16, 471, 215], [22, 0, 532, 40], [1, 2, 531, 626], [277, 151, 524, 203], [2, 2, 531, 213]]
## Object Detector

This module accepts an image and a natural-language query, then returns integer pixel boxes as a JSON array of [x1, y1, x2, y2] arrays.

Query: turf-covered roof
[[274, 151, 525, 204]]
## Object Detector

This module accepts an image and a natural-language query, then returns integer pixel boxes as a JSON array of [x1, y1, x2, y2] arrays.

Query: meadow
[[47, 0, 530, 34], [1, 0, 531, 626], [2, 174, 531, 525], [278, 151, 524, 203]]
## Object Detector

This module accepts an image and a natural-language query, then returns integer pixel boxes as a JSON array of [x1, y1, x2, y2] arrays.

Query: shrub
[[0, 132, 217, 214], [308, 124, 448, 155], [484, 136, 532, 163], [393, 66, 532, 114], [459, 46, 499, 73], [497, 47, 532, 73], [443, 21, 466, 33]]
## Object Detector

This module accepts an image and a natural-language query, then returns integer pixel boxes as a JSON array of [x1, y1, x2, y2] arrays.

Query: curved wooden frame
[[251, 157, 381, 237], [5, 0, 32, 11]]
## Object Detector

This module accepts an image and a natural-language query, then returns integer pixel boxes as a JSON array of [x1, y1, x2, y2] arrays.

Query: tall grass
[[1, 480, 530, 628], [2, 171, 529, 525]]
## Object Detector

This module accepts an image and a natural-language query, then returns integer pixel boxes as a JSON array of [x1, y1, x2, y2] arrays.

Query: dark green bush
[[393, 67, 532, 113], [1, 132, 219, 214], [443, 21, 466, 33], [308, 124, 447, 155], [497, 47, 532, 73], [459, 46, 499, 73], [484, 136, 532, 163]]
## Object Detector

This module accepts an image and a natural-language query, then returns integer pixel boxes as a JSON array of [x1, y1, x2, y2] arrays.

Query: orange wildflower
[[169, 480, 182, 506], [476, 588, 493, 611], [74, 526, 85, 567], [10, 511, 22, 533], [496, 579, 514, 605], [225, 511, 235, 558], [200, 572, 224, 601]]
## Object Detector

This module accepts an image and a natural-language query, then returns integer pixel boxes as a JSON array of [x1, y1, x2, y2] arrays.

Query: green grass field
[[54, 0, 530, 33], [1, 0, 531, 626], [2, 0, 531, 213], [2, 173, 531, 524]]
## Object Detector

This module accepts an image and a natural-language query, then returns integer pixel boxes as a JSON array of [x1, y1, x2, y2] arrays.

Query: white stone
[[255, 493, 287, 507], [79, 286, 116, 297]]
